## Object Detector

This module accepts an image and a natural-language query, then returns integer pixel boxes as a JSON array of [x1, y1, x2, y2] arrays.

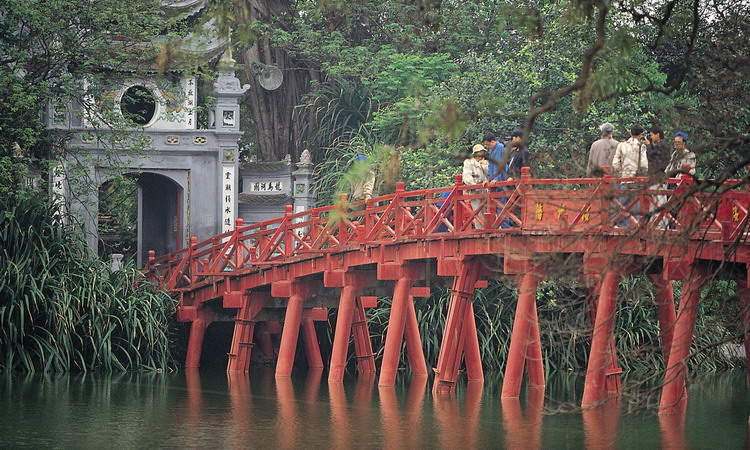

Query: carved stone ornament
[[298, 149, 312, 166]]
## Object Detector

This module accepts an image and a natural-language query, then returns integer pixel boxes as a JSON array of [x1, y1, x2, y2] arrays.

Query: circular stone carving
[[120, 85, 157, 126]]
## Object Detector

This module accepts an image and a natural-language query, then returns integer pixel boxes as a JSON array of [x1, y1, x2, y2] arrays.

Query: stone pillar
[[213, 48, 249, 235], [292, 149, 316, 213]]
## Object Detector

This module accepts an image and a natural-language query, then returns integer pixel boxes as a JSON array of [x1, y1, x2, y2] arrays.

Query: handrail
[[146, 169, 749, 291]]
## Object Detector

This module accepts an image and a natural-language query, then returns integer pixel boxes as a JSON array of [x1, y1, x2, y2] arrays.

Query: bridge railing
[[146, 169, 748, 291]]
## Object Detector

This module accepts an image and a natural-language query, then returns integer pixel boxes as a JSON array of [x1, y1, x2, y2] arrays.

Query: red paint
[[659, 265, 709, 414], [582, 270, 622, 408], [502, 270, 543, 398]]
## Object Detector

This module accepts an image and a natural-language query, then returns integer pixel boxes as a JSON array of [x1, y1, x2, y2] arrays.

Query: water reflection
[[582, 398, 620, 449], [0, 371, 748, 448], [501, 387, 544, 450]]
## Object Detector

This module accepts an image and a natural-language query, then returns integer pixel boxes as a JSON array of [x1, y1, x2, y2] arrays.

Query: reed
[[0, 193, 176, 373]]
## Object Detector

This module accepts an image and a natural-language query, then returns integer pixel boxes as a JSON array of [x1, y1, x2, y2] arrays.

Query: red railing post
[[394, 182, 405, 234], [146, 250, 156, 271], [519, 167, 532, 230], [234, 218, 245, 269], [283, 205, 293, 257], [453, 174, 464, 232]]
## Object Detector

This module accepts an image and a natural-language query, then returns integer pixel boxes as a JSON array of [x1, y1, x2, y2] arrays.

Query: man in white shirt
[[612, 126, 649, 228]]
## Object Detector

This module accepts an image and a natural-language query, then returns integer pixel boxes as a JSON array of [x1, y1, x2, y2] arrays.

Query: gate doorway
[[98, 172, 184, 267]]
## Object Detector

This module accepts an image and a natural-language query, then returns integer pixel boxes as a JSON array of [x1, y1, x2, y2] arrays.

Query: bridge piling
[[274, 281, 313, 378], [328, 271, 372, 382], [379, 276, 413, 387], [404, 295, 429, 377], [502, 268, 544, 398], [227, 291, 271, 372], [463, 302, 484, 382], [434, 258, 481, 393], [649, 275, 678, 362], [301, 318, 324, 369], [582, 269, 623, 408], [352, 296, 377, 374], [659, 264, 710, 414], [329, 284, 358, 382], [185, 309, 213, 368]]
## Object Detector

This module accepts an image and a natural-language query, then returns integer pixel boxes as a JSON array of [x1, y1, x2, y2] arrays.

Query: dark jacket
[[646, 140, 671, 177], [505, 145, 530, 179]]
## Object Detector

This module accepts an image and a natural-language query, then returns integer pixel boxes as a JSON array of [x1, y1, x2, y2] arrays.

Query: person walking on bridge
[[612, 125, 648, 227], [586, 122, 618, 176], [463, 144, 489, 229], [482, 133, 506, 182], [665, 132, 696, 178], [502, 130, 531, 181]]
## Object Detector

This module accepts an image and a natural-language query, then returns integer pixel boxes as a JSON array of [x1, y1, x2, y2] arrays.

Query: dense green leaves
[[0, 189, 176, 374]]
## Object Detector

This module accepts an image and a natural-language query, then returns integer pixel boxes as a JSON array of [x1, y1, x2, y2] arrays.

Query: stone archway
[[137, 172, 184, 267], [97, 171, 184, 267]]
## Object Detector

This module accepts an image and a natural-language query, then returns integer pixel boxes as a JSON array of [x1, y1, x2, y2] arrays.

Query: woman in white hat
[[463, 144, 489, 228]]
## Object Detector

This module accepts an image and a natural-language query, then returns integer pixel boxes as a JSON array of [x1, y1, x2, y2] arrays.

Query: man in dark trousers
[[503, 130, 530, 181], [645, 126, 671, 181]]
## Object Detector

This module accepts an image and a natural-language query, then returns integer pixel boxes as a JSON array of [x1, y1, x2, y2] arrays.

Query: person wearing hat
[[463, 144, 489, 186], [586, 123, 618, 176], [502, 130, 530, 181], [463, 144, 489, 228]]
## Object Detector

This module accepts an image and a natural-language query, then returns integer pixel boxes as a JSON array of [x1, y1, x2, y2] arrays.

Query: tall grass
[[0, 192, 176, 373]]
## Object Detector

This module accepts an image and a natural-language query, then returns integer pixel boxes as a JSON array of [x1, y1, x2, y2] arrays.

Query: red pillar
[[525, 291, 545, 389], [276, 292, 306, 378], [434, 258, 481, 392], [352, 296, 376, 374], [650, 275, 677, 363], [582, 270, 622, 408], [185, 310, 213, 368], [502, 270, 542, 398], [739, 284, 750, 378], [329, 284, 357, 382], [227, 291, 269, 373], [379, 276, 412, 387], [463, 302, 484, 382], [301, 319, 324, 369], [404, 295, 428, 376], [659, 265, 708, 414]]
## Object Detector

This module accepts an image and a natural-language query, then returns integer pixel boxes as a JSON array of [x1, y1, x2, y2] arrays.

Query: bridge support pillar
[[302, 318, 324, 369], [227, 291, 271, 373], [378, 262, 425, 387], [328, 271, 374, 383], [352, 296, 376, 375], [185, 308, 214, 368], [434, 257, 482, 393], [649, 275, 677, 362], [274, 280, 314, 378], [582, 269, 623, 408], [502, 267, 545, 398], [659, 264, 709, 414]]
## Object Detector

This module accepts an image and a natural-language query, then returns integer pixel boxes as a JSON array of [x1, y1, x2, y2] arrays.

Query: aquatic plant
[[0, 192, 177, 373]]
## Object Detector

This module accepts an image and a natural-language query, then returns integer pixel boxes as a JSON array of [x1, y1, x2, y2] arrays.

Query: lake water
[[1, 369, 748, 448]]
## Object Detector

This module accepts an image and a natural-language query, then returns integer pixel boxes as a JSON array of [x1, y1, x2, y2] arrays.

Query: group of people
[[587, 123, 696, 180], [462, 131, 530, 186], [463, 125, 697, 190]]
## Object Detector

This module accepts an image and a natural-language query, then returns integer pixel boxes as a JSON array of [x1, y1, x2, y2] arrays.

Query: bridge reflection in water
[[0, 370, 746, 447], [177, 369, 750, 449]]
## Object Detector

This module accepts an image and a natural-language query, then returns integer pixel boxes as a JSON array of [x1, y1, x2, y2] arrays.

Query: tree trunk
[[238, 0, 320, 162]]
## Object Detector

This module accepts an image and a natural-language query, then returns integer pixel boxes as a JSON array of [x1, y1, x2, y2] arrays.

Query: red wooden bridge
[[147, 167, 750, 413]]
